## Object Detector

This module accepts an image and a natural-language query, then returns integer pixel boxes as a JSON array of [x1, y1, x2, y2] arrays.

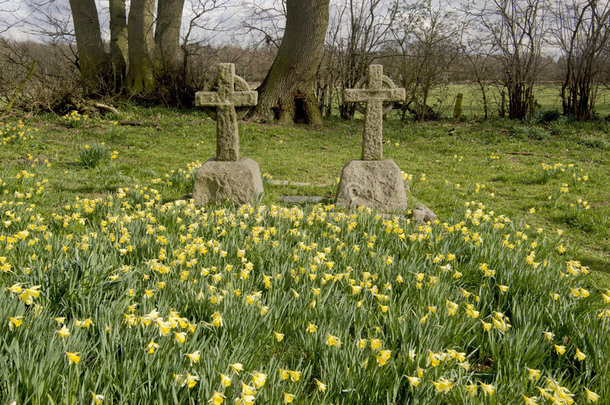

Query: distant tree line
[[0, 0, 609, 122]]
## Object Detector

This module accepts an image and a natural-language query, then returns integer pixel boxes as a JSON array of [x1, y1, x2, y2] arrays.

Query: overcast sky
[[0, 0, 284, 45]]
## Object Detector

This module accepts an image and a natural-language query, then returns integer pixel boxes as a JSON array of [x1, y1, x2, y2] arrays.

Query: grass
[[1, 105, 608, 281], [0, 102, 609, 403], [437, 84, 610, 118]]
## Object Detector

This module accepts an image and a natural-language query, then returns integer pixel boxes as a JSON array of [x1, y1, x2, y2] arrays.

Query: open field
[[431, 84, 610, 118], [1, 106, 609, 403]]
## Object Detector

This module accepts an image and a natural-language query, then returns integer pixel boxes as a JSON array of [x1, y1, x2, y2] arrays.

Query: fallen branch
[[118, 120, 160, 127], [94, 103, 119, 115]]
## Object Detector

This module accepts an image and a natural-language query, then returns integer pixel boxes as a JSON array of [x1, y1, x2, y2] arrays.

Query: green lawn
[[437, 84, 610, 118]]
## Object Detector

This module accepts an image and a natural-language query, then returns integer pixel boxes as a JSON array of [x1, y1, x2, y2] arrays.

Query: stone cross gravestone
[[335, 64, 408, 212], [192, 63, 264, 205], [343, 64, 405, 161]]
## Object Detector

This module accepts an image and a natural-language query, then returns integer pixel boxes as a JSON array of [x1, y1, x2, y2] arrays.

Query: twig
[[94, 103, 120, 115], [3, 61, 37, 117]]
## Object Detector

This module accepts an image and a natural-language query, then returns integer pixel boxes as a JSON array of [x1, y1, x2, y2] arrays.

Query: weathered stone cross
[[195, 63, 258, 161], [344, 64, 405, 161]]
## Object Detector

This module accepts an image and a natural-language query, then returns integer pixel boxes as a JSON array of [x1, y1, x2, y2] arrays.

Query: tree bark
[[154, 0, 185, 77], [68, 0, 109, 90], [109, 0, 128, 90], [249, 0, 330, 125], [127, 0, 156, 94]]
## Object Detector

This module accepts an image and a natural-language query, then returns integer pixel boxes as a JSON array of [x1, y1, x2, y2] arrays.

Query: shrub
[[528, 109, 561, 125], [79, 143, 109, 168]]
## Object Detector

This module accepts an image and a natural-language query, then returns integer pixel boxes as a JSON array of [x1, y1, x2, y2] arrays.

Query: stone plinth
[[335, 159, 407, 212], [193, 158, 263, 205]]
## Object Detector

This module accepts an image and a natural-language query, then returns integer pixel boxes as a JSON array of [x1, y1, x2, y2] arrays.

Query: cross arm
[[343, 88, 405, 103], [195, 91, 258, 108]]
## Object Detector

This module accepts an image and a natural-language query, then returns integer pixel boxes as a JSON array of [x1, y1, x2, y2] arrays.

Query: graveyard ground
[[1, 105, 610, 403], [2, 106, 609, 284]]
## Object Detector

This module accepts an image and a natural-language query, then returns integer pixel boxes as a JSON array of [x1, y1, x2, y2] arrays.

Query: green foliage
[[0, 184, 609, 404], [0, 104, 609, 403], [528, 109, 561, 125], [79, 143, 110, 168]]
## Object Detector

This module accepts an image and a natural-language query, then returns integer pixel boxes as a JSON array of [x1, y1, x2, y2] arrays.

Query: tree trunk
[[154, 0, 185, 77], [109, 0, 128, 90], [249, 0, 330, 125], [68, 0, 109, 91], [127, 0, 156, 94]]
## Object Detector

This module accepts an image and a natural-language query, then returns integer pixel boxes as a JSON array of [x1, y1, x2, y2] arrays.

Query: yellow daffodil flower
[[432, 377, 454, 393], [220, 373, 231, 387], [283, 392, 295, 403], [326, 334, 341, 347], [406, 376, 420, 387], [584, 387, 599, 403], [57, 325, 70, 338], [209, 391, 225, 405], [186, 350, 200, 364], [231, 363, 244, 374], [8, 316, 23, 330], [91, 392, 104, 404], [315, 379, 327, 392], [66, 351, 80, 364], [376, 349, 391, 366], [574, 348, 586, 361]]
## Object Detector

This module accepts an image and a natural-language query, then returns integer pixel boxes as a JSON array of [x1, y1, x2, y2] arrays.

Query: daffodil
[[209, 391, 225, 405], [526, 367, 541, 381], [554, 344, 566, 355], [211, 312, 223, 327], [522, 395, 538, 405], [174, 331, 186, 344], [185, 373, 199, 388], [274, 331, 285, 342], [574, 348, 586, 361], [406, 376, 420, 387], [8, 316, 23, 331], [283, 392, 295, 403], [432, 377, 454, 393], [465, 384, 478, 396], [57, 325, 70, 338], [219, 373, 231, 387], [146, 339, 159, 354], [306, 322, 317, 333], [186, 350, 200, 364], [326, 334, 341, 347], [289, 370, 301, 382], [66, 351, 80, 364], [252, 371, 267, 388], [376, 349, 391, 366], [231, 363, 244, 374], [237, 383, 253, 399], [91, 392, 104, 404], [480, 382, 495, 395], [584, 387, 599, 402], [315, 379, 327, 392], [370, 338, 382, 350]]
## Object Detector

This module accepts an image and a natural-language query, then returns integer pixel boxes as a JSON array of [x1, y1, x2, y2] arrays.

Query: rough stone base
[[335, 159, 407, 212], [193, 158, 263, 205], [411, 204, 437, 223]]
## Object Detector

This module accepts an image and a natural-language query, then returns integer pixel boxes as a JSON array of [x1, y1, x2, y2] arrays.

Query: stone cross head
[[195, 63, 258, 161], [343, 65, 405, 161]]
